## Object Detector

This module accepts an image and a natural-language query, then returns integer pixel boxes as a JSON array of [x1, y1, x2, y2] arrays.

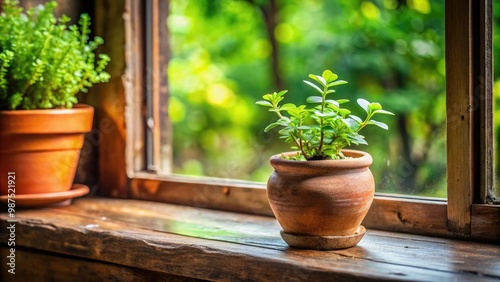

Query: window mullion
[[445, 0, 474, 236], [147, 0, 172, 174], [477, 0, 494, 204]]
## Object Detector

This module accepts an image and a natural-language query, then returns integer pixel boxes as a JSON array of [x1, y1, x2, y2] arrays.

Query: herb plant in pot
[[0, 0, 110, 206], [257, 70, 393, 249]]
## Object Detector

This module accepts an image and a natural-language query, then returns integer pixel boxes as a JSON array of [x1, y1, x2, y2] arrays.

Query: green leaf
[[343, 118, 359, 130], [325, 99, 339, 107], [313, 109, 327, 117], [351, 135, 368, 145], [368, 120, 389, 130], [357, 98, 370, 113], [280, 103, 296, 110], [326, 103, 340, 112], [306, 96, 323, 103], [373, 109, 395, 115], [255, 100, 272, 107], [296, 125, 312, 130], [338, 108, 351, 117], [349, 115, 363, 124], [308, 74, 326, 86], [303, 80, 323, 94], [277, 90, 288, 97], [337, 99, 349, 104], [369, 102, 383, 111], [327, 80, 348, 87], [277, 116, 291, 124], [264, 122, 280, 132], [278, 128, 291, 135], [262, 94, 273, 102], [322, 70, 338, 83]]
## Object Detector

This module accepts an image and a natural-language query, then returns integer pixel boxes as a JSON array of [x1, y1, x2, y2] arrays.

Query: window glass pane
[[494, 1, 500, 199], [167, 0, 446, 197]]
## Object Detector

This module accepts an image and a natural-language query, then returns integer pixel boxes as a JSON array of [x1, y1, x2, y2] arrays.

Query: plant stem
[[317, 85, 328, 153], [274, 107, 308, 159], [293, 136, 309, 159], [356, 112, 374, 133]]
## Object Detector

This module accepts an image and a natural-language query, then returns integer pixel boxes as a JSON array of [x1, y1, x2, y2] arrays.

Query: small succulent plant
[[257, 70, 394, 160]]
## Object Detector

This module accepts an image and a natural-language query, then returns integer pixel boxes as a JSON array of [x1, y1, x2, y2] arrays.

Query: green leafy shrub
[[257, 70, 394, 160], [0, 0, 110, 110]]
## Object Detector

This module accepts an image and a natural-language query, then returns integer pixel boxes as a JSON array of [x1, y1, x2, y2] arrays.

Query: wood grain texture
[[1, 198, 499, 281], [157, 0, 173, 173], [0, 248, 202, 282], [471, 204, 500, 243], [477, 0, 495, 204], [147, 0, 161, 171], [93, 0, 129, 198], [445, 0, 474, 235], [146, 0, 172, 173], [125, 0, 147, 175], [131, 176, 500, 242], [93, 0, 148, 197], [363, 196, 449, 237], [130, 175, 274, 216]]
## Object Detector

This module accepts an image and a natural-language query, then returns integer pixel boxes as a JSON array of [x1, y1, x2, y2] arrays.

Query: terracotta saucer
[[0, 184, 89, 208], [280, 225, 366, 250]]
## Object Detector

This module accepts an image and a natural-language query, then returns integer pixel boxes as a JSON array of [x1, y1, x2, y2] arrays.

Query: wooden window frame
[[94, 0, 500, 243]]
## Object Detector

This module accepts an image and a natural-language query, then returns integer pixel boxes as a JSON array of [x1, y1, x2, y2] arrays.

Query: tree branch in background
[[244, 0, 283, 90], [397, 0, 407, 9]]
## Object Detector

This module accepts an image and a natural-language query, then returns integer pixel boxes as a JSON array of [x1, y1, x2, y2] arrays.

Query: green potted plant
[[256, 70, 394, 249], [0, 0, 110, 206]]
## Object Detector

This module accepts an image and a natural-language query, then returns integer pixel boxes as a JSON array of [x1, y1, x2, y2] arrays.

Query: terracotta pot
[[267, 149, 375, 248], [0, 104, 94, 195]]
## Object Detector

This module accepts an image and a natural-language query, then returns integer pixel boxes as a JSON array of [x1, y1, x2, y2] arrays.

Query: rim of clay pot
[[270, 149, 373, 175], [0, 103, 92, 114], [0, 104, 94, 135]]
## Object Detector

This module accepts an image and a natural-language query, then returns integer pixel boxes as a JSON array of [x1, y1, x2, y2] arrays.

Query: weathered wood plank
[[471, 204, 500, 243], [0, 213, 403, 281], [145, 0, 172, 173], [93, 0, 130, 198], [445, 0, 474, 236], [1, 198, 499, 281], [477, 0, 494, 203], [363, 196, 450, 237], [57, 197, 284, 249], [64, 198, 500, 277], [0, 247, 202, 282], [157, 0, 173, 173], [131, 178, 500, 243], [0, 214, 486, 282], [130, 175, 273, 216], [125, 0, 147, 175]]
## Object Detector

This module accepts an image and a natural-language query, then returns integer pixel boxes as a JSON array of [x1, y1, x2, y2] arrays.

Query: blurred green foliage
[[167, 0, 496, 197], [493, 2, 500, 199]]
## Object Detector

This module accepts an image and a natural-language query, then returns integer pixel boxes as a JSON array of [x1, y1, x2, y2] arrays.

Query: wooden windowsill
[[1, 198, 499, 281]]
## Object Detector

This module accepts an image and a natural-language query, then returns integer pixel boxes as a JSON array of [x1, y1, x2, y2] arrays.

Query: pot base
[[0, 184, 89, 208], [280, 226, 366, 250]]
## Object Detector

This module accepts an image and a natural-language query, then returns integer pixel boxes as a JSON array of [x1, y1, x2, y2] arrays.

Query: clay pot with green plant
[[257, 70, 394, 249], [0, 0, 110, 205]]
